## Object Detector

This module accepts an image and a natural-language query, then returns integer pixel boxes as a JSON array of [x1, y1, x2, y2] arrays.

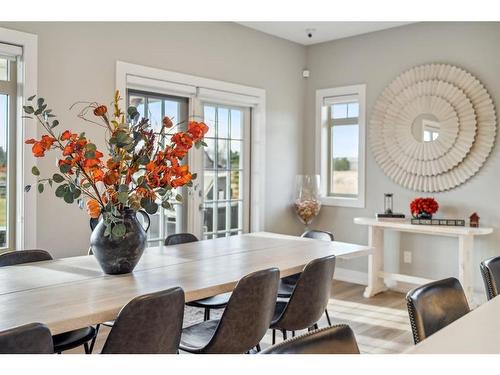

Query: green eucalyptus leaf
[[140, 198, 158, 215], [24, 185, 31, 192], [37, 98, 45, 108], [27, 94, 36, 101], [73, 189, 82, 199], [112, 223, 126, 238], [118, 184, 129, 192], [31, 166, 40, 176], [51, 120, 59, 128], [23, 106, 34, 114], [175, 194, 183, 202], [55, 184, 67, 197], [63, 191, 74, 204], [52, 173, 64, 183], [161, 201, 172, 210], [59, 163, 71, 174], [37, 183, 44, 193], [34, 108, 42, 116], [84, 150, 96, 159], [118, 191, 128, 204]]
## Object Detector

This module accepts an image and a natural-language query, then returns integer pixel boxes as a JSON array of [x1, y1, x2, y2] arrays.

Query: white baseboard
[[334, 267, 486, 305]]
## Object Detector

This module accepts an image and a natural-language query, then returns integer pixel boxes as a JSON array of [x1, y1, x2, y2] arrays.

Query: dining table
[[406, 295, 500, 354], [0, 232, 372, 335]]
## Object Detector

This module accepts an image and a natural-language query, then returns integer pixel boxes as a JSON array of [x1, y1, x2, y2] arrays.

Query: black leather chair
[[279, 230, 335, 326], [261, 324, 359, 354], [406, 277, 470, 344], [165, 233, 231, 321], [0, 250, 98, 354], [271, 255, 336, 344], [101, 287, 185, 354], [480, 256, 500, 300], [180, 268, 280, 354], [0, 323, 54, 354]]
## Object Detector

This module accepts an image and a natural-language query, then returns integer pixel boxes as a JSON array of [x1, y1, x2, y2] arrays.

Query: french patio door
[[199, 103, 251, 239]]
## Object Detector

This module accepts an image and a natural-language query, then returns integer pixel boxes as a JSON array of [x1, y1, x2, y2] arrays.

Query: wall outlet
[[403, 251, 412, 264]]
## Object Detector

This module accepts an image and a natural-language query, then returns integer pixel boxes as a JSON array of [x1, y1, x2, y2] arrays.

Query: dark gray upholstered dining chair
[[261, 325, 359, 354], [101, 287, 185, 354], [406, 277, 470, 344], [0, 323, 54, 354], [480, 256, 500, 300], [180, 267, 280, 354], [165, 233, 231, 321], [0, 250, 98, 354], [271, 255, 336, 344], [278, 230, 335, 326]]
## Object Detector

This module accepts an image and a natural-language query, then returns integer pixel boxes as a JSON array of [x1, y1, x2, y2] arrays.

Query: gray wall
[[0, 22, 307, 258], [304, 22, 500, 293]]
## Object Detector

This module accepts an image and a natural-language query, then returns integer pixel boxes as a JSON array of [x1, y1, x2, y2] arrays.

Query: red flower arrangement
[[410, 197, 439, 218]]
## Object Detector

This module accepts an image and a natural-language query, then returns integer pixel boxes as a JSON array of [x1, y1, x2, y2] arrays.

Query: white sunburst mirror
[[370, 64, 497, 192]]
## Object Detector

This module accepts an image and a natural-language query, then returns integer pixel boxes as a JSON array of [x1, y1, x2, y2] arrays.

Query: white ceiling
[[237, 22, 413, 45]]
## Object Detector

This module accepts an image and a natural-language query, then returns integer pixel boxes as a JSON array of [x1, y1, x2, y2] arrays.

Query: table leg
[[364, 226, 386, 298], [458, 235, 474, 306]]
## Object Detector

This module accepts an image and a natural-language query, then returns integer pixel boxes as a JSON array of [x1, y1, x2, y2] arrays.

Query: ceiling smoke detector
[[306, 28, 316, 39]]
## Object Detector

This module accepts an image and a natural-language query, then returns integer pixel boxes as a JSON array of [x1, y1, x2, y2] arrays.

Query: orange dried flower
[[162, 116, 173, 128], [93, 105, 107, 117], [86, 199, 101, 219]]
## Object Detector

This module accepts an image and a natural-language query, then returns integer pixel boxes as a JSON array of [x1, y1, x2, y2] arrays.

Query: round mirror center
[[411, 113, 440, 142]]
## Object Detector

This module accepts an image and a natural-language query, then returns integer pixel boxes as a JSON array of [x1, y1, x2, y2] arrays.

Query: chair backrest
[[274, 255, 336, 330], [0, 249, 53, 267], [164, 233, 198, 246], [480, 256, 500, 300], [101, 287, 185, 354], [301, 230, 334, 241], [261, 325, 359, 354], [0, 323, 53, 354], [406, 277, 470, 344], [202, 268, 279, 354]]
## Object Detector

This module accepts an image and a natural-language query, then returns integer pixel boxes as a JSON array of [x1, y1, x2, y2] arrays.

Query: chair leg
[[255, 343, 261, 352], [88, 324, 100, 354], [292, 331, 295, 337], [282, 330, 287, 340], [324, 309, 332, 326], [205, 308, 210, 321], [272, 329, 276, 345], [84, 342, 90, 354], [314, 323, 319, 330]]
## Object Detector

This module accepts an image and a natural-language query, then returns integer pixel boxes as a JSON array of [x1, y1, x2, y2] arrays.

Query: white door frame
[[115, 61, 266, 234], [0, 27, 38, 250]]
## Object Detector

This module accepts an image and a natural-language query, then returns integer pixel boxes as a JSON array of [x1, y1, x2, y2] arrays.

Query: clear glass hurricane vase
[[293, 175, 321, 230]]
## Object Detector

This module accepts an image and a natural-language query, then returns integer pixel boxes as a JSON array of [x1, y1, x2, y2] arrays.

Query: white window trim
[[0, 27, 38, 250], [115, 61, 266, 233], [315, 84, 366, 208]]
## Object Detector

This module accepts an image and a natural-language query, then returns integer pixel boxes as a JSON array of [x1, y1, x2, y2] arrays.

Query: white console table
[[354, 217, 493, 304]]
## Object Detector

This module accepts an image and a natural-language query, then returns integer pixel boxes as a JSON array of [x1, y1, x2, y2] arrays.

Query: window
[[202, 103, 250, 239], [127, 90, 189, 246], [0, 56, 17, 250], [316, 85, 366, 208]]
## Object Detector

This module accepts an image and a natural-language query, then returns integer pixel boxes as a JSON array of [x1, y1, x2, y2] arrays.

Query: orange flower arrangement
[[23, 91, 208, 237]]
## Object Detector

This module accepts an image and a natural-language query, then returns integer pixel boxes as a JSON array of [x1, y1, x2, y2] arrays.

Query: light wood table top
[[406, 295, 500, 354], [0, 232, 371, 334]]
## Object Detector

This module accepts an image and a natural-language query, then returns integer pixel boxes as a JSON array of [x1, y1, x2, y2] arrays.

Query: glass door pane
[[127, 90, 189, 246], [202, 103, 249, 239], [0, 58, 16, 251]]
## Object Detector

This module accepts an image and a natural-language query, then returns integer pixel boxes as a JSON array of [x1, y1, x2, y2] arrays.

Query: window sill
[[320, 196, 365, 208]]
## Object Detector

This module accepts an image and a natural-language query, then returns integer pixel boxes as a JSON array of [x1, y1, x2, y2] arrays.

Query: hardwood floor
[[67, 281, 413, 354]]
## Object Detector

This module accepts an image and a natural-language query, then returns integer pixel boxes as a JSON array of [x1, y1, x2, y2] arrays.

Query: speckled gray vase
[[90, 209, 150, 275]]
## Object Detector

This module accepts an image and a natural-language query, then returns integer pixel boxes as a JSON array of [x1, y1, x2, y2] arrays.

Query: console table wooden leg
[[458, 234, 474, 306], [364, 226, 386, 298]]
